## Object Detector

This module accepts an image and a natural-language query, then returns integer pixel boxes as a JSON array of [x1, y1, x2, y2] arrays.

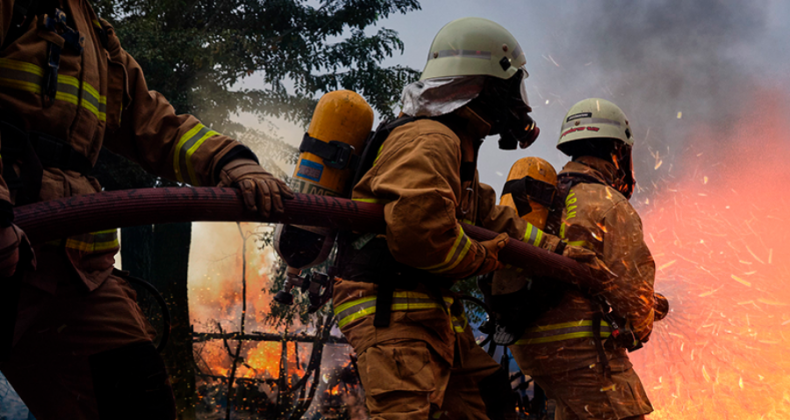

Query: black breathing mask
[[470, 69, 540, 150]]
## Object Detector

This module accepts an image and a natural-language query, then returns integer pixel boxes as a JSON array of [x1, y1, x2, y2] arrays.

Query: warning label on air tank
[[296, 159, 323, 182], [291, 179, 338, 196]]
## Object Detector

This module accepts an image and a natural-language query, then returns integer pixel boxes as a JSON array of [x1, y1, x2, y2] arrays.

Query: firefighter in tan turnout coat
[[0, 1, 292, 419], [332, 17, 585, 420], [510, 98, 658, 420]]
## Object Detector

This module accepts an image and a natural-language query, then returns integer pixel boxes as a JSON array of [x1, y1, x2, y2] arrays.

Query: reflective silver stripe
[[335, 293, 454, 328], [334, 298, 377, 323], [417, 227, 472, 273], [514, 320, 612, 345], [0, 66, 43, 85], [433, 49, 492, 60], [526, 223, 539, 245], [561, 117, 622, 131], [510, 44, 523, 60], [523, 324, 611, 340]]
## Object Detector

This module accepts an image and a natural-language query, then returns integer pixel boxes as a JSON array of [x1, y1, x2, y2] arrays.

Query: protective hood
[[401, 76, 487, 117]]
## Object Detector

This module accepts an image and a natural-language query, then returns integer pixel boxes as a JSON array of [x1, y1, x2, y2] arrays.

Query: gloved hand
[[476, 232, 510, 275], [0, 224, 32, 277], [218, 159, 295, 219]]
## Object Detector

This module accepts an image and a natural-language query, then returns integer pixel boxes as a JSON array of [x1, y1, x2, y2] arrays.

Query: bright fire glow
[[631, 90, 790, 419]]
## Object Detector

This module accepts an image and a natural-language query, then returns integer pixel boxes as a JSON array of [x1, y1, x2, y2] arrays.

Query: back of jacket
[[333, 118, 558, 363], [1, 0, 245, 291], [513, 157, 656, 376]]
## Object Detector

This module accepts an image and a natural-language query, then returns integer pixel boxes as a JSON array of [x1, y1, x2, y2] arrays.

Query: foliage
[[92, 0, 422, 133]]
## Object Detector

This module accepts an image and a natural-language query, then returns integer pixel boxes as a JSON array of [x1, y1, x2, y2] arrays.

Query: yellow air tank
[[274, 91, 374, 272], [500, 157, 557, 230], [492, 157, 558, 297]]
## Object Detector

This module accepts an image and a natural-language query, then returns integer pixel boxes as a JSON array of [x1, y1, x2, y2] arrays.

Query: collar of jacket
[[561, 156, 621, 187], [449, 106, 492, 143]]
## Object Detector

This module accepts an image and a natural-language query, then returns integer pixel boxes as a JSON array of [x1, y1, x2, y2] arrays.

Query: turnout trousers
[[356, 327, 513, 420], [0, 248, 175, 420]]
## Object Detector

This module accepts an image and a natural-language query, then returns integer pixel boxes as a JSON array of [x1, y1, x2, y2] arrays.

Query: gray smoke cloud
[[517, 0, 773, 194], [416, 0, 790, 199]]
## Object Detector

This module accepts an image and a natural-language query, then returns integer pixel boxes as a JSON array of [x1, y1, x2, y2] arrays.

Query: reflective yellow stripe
[[92, 19, 102, 29], [64, 230, 119, 253], [524, 223, 533, 242], [514, 319, 612, 345], [417, 227, 472, 273], [338, 306, 377, 328], [372, 144, 386, 167], [0, 58, 106, 120], [523, 223, 545, 247], [451, 314, 468, 333], [567, 240, 594, 250], [55, 90, 79, 106], [57, 74, 80, 89], [526, 320, 600, 332], [533, 228, 543, 247], [335, 292, 454, 329], [0, 58, 44, 76], [184, 129, 219, 185], [514, 331, 611, 345], [418, 229, 465, 271], [173, 123, 220, 185], [353, 197, 390, 204], [0, 78, 41, 94], [173, 124, 205, 183], [435, 238, 472, 273], [333, 296, 377, 315]]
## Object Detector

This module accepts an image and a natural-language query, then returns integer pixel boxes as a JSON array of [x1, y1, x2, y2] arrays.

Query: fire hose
[[13, 187, 602, 291], [3, 187, 666, 359]]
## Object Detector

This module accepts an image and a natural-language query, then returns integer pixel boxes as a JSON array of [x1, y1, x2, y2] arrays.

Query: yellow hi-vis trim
[[352, 197, 390, 204], [451, 314, 468, 333], [64, 229, 119, 253], [523, 223, 544, 247], [184, 129, 219, 185], [513, 319, 612, 345], [335, 291, 454, 329], [0, 58, 107, 121], [514, 331, 612, 345], [173, 123, 219, 185], [567, 240, 594, 250], [416, 227, 472, 274]]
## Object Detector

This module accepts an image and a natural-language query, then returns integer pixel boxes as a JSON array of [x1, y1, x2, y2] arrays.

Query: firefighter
[[0, 2, 292, 419], [509, 98, 656, 420], [332, 17, 577, 420]]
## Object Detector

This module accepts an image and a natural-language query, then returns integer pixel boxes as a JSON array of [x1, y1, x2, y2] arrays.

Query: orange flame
[[189, 223, 308, 380], [632, 89, 790, 418]]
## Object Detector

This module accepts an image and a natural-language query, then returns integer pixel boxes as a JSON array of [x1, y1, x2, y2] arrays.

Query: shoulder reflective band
[[431, 49, 492, 61], [334, 291, 453, 329], [560, 117, 622, 132], [513, 319, 611, 345], [64, 229, 119, 253], [0, 58, 106, 121], [174, 123, 219, 185]]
